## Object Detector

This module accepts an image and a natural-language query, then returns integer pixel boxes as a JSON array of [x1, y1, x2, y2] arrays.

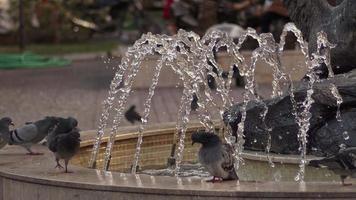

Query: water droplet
[[294, 174, 300, 182], [339, 143, 347, 150], [273, 171, 282, 182], [324, 172, 331, 177], [343, 131, 349, 140]]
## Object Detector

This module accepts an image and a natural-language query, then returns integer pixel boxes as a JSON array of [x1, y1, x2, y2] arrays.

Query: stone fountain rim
[[1, 122, 356, 199], [1, 145, 356, 198]]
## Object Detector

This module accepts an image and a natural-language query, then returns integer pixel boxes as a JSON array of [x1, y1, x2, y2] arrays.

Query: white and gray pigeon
[[309, 147, 356, 186], [0, 117, 15, 148], [191, 131, 238, 182], [48, 127, 81, 173]]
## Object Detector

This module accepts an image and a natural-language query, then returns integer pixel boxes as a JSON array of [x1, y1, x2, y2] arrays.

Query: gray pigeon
[[48, 127, 81, 173], [0, 116, 78, 155], [191, 131, 238, 182], [309, 147, 356, 186], [0, 117, 15, 147], [0, 116, 59, 155]]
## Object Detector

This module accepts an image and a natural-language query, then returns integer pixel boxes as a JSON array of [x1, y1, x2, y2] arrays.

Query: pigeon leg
[[24, 146, 43, 155], [26, 152, 44, 155], [206, 176, 223, 183], [55, 159, 64, 169], [341, 175, 352, 186], [64, 159, 73, 173]]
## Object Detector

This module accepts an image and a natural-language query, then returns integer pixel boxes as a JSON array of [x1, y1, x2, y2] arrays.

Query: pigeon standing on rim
[[309, 147, 356, 186], [125, 105, 142, 124], [48, 126, 81, 173], [0, 116, 59, 155], [0, 117, 15, 147], [191, 131, 238, 182]]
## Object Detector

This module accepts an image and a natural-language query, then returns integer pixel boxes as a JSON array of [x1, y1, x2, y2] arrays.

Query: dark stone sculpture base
[[224, 69, 356, 156]]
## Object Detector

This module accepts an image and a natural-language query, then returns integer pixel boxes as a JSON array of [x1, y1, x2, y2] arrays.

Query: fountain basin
[[1, 122, 356, 200], [131, 50, 307, 89]]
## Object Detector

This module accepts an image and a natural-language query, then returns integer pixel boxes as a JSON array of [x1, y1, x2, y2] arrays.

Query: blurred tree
[[8, 0, 105, 44], [3, 0, 162, 44]]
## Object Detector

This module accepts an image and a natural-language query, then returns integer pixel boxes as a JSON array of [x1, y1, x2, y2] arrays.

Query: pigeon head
[[0, 117, 14, 127], [191, 131, 221, 146], [67, 117, 78, 128], [51, 117, 78, 135]]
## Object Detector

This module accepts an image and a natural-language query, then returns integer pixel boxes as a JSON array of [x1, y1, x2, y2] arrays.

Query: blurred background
[[0, 0, 292, 50], [0, 0, 306, 131]]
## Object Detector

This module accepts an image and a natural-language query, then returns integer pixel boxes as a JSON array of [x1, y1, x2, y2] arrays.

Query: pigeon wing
[[309, 157, 343, 169], [12, 124, 38, 144], [339, 147, 356, 169], [309, 147, 356, 170], [48, 136, 59, 152], [221, 143, 235, 172]]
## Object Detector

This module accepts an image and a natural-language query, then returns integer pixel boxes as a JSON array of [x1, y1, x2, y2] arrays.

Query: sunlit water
[[89, 23, 339, 182]]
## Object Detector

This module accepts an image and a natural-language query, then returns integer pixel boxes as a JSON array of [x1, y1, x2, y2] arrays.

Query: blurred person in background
[[0, 0, 13, 34], [163, 0, 177, 35], [168, 0, 257, 36], [259, 0, 289, 34]]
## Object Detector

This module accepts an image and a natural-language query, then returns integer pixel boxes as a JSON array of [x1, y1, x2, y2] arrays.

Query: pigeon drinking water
[[191, 131, 238, 182], [48, 127, 81, 173], [309, 147, 356, 186]]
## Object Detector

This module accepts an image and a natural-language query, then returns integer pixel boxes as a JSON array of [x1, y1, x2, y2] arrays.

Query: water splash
[[330, 84, 343, 121], [131, 57, 165, 174], [89, 23, 340, 183]]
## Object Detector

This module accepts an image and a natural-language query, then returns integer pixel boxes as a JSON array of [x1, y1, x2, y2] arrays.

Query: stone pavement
[[0, 58, 272, 131]]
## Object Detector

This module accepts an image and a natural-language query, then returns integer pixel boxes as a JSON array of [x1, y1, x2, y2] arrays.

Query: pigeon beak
[[192, 141, 195, 146], [10, 122, 14, 126]]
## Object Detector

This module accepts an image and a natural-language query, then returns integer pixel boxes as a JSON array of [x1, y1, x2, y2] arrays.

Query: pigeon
[[191, 93, 199, 111], [48, 127, 81, 173], [124, 105, 142, 124], [0, 117, 15, 145], [309, 147, 356, 186], [207, 74, 217, 90], [191, 131, 238, 182], [0, 116, 78, 155], [0, 116, 60, 155]]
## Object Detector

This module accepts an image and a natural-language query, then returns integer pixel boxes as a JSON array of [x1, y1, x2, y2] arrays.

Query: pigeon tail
[[224, 169, 239, 181], [308, 159, 324, 168]]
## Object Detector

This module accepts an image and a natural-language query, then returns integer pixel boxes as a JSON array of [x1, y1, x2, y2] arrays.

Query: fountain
[[1, 0, 356, 199]]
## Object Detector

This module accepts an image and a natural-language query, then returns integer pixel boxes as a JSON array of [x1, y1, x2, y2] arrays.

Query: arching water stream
[[88, 23, 340, 182]]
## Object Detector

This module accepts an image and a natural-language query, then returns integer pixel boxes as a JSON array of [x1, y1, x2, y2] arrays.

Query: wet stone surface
[[224, 69, 356, 156]]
